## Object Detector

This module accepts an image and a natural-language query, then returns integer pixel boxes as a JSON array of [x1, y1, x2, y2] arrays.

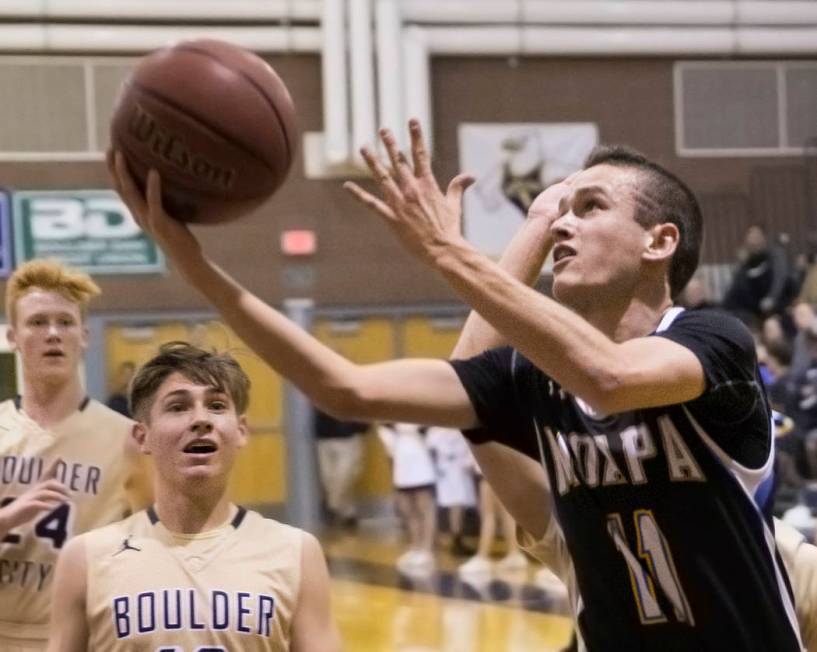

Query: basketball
[[110, 39, 297, 224]]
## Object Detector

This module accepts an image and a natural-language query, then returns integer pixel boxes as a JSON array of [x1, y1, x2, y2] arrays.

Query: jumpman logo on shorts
[[113, 535, 142, 556]]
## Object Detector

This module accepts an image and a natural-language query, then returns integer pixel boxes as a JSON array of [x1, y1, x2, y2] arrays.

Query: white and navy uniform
[[0, 397, 139, 648], [81, 505, 303, 651], [450, 308, 803, 651]]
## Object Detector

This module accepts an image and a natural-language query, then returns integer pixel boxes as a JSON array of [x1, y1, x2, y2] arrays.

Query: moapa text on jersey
[[0, 455, 101, 495], [541, 415, 706, 495], [112, 588, 276, 640]]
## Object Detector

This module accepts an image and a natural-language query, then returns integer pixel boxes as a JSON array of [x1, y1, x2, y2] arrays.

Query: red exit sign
[[280, 229, 317, 256]]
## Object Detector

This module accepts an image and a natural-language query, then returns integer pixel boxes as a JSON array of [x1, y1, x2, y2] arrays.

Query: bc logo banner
[[12, 190, 164, 275]]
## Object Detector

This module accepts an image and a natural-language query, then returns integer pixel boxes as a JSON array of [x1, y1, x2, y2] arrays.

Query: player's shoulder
[[0, 398, 20, 421], [663, 306, 747, 333], [75, 399, 134, 443], [246, 509, 305, 539], [83, 399, 134, 426], [658, 306, 754, 347], [244, 510, 309, 556]]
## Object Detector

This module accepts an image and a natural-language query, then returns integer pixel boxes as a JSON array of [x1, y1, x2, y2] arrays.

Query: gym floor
[[320, 525, 574, 651]]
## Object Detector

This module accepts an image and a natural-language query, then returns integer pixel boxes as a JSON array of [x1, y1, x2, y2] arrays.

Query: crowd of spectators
[[680, 224, 817, 522]]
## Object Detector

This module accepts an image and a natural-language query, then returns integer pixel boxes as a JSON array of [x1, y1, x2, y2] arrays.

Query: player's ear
[[642, 222, 679, 263], [5, 325, 16, 352], [132, 421, 150, 454], [236, 414, 249, 449]]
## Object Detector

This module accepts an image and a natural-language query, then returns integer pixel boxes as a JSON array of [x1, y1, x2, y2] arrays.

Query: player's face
[[140, 373, 248, 487], [548, 164, 652, 310], [7, 290, 87, 386]]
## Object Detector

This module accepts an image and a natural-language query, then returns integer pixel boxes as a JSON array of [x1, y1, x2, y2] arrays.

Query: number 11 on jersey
[[607, 509, 694, 626]]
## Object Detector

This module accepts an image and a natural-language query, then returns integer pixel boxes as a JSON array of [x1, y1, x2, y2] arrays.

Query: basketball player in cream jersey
[[0, 260, 151, 650], [48, 342, 342, 652]]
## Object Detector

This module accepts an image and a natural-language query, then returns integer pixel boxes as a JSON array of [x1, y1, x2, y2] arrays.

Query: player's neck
[[580, 296, 674, 342], [153, 484, 233, 534], [611, 299, 675, 342], [20, 376, 86, 428]]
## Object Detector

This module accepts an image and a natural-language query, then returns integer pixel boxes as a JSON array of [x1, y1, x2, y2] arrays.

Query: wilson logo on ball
[[128, 103, 236, 190], [111, 39, 297, 223]]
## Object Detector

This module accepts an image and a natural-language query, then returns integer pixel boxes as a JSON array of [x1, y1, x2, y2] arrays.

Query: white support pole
[[402, 26, 431, 152], [375, 0, 404, 148], [348, 0, 377, 165], [321, 0, 350, 165]]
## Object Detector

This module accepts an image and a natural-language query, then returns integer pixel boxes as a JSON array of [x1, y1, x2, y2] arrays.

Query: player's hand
[[0, 459, 69, 533], [526, 173, 576, 232], [478, 174, 577, 290], [107, 150, 202, 260], [344, 119, 475, 264]]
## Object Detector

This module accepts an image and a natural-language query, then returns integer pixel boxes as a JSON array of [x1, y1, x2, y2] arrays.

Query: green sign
[[13, 191, 164, 274]]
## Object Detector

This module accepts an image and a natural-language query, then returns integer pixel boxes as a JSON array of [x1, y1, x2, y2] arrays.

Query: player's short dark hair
[[583, 145, 703, 298], [129, 341, 250, 421]]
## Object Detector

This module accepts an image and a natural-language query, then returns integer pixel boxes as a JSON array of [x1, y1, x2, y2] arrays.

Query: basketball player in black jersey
[[110, 120, 802, 651]]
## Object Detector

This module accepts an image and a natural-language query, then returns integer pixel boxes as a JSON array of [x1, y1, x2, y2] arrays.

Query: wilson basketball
[[110, 39, 297, 224]]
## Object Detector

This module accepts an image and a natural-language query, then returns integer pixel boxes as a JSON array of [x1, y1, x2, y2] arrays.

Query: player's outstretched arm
[[347, 121, 705, 415], [291, 533, 344, 652], [109, 152, 478, 428], [0, 459, 69, 540], [46, 536, 89, 652]]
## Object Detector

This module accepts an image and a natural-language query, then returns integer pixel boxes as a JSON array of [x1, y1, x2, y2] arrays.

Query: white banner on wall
[[459, 123, 598, 259]]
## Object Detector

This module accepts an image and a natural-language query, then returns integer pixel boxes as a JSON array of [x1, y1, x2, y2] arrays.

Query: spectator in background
[[790, 322, 817, 478], [767, 339, 798, 418], [377, 422, 437, 574], [314, 407, 369, 528], [723, 224, 797, 328], [765, 340, 808, 510], [459, 462, 528, 576], [795, 232, 817, 305], [105, 360, 135, 417], [762, 314, 791, 351], [678, 275, 715, 311], [793, 302, 817, 375], [425, 425, 477, 556]]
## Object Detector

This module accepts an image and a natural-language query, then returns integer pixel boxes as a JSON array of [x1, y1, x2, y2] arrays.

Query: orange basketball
[[110, 39, 297, 224]]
